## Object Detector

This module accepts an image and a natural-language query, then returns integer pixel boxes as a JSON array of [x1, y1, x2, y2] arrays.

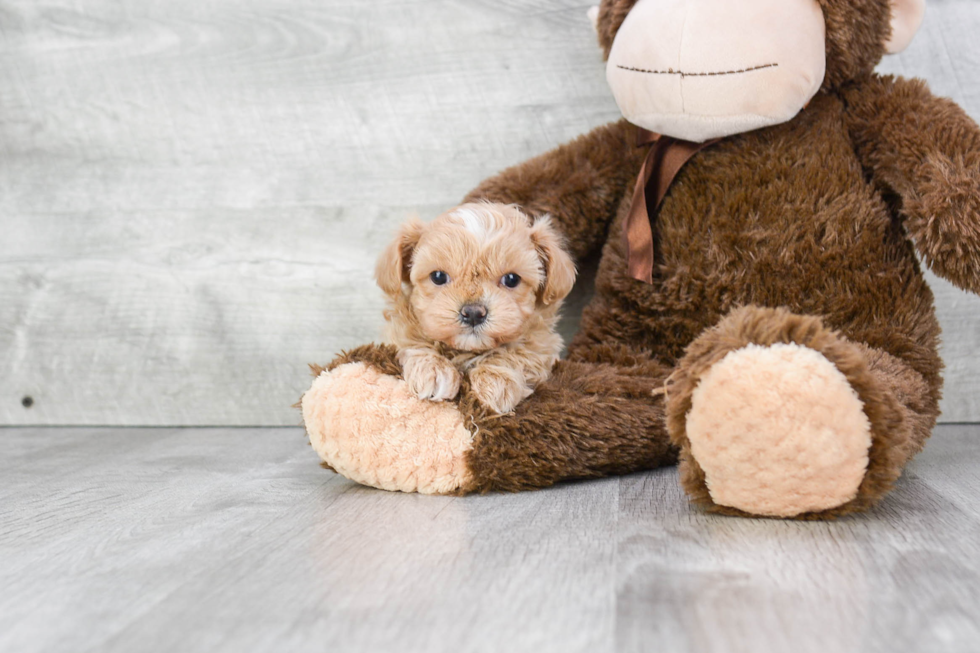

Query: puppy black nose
[[460, 304, 488, 327]]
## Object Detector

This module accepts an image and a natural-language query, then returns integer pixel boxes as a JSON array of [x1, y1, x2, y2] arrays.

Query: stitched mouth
[[617, 63, 778, 78]]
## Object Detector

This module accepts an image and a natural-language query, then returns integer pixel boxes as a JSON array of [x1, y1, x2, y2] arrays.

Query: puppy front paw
[[398, 349, 461, 402], [469, 365, 533, 414]]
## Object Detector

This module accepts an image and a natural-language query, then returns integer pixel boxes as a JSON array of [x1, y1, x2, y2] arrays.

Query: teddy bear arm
[[462, 118, 644, 260], [843, 74, 980, 295]]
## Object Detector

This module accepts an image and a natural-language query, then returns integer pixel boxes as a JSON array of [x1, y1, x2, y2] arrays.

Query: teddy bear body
[[479, 93, 943, 376], [302, 0, 980, 519]]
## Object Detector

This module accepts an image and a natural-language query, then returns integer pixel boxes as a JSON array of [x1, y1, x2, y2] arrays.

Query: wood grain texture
[[0, 0, 978, 425], [1, 425, 978, 652]]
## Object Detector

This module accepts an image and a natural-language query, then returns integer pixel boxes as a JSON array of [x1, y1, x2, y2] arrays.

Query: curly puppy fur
[[375, 203, 576, 414]]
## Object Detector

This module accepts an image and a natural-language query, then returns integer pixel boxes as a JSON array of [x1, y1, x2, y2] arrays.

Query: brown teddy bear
[[301, 0, 980, 518]]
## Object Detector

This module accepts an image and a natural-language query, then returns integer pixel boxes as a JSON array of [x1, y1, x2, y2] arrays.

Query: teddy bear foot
[[667, 306, 915, 519], [683, 342, 872, 517], [301, 345, 475, 495]]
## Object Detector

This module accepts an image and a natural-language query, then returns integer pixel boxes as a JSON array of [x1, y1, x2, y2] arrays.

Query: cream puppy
[[375, 202, 577, 414]]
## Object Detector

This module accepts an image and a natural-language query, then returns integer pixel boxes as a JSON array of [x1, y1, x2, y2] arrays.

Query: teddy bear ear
[[885, 0, 926, 54], [587, 6, 600, 32]]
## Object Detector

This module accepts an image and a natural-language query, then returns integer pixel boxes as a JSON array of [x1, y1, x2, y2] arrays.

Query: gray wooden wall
[[2, 0, 979, 426]]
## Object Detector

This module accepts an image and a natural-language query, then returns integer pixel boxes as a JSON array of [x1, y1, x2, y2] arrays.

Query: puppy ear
[[885, 0, 925, 54], [529, 216, 576, 306], [375, 216, 425, 297]]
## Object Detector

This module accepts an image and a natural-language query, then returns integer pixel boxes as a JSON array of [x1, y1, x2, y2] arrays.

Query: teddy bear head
[[589, 0, 925, 141]]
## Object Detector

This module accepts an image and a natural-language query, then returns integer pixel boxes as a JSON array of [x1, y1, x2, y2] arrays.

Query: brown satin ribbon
[[625, 128, 720, 284]]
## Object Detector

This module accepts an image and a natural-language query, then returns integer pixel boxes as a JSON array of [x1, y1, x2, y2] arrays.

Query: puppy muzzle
[[459, 303, 488, 327]]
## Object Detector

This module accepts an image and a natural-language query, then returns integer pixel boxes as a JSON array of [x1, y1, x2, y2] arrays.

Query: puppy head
[[376, 203, 576, 352]]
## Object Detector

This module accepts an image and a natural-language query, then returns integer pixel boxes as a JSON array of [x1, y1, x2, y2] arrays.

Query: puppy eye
[[430, 271, 449, 286], [501, 273, 521, 289]]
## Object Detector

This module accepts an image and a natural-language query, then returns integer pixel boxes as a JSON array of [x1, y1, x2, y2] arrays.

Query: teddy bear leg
[[302, 343, 679, 495], [665, 305, 941, 519], [465, 343, 679, 492]]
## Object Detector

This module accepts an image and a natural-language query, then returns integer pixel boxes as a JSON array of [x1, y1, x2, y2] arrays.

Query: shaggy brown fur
[[464, 120, 648, 261], [308, 0, 980, 517], [842, 75, 980, 295]]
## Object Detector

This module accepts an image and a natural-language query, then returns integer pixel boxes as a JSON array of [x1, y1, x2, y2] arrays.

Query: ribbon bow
[[624, 128, 720, 284]]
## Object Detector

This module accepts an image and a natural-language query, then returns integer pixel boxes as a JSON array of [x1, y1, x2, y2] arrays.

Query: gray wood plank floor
[[2, 426, 979, 653]]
